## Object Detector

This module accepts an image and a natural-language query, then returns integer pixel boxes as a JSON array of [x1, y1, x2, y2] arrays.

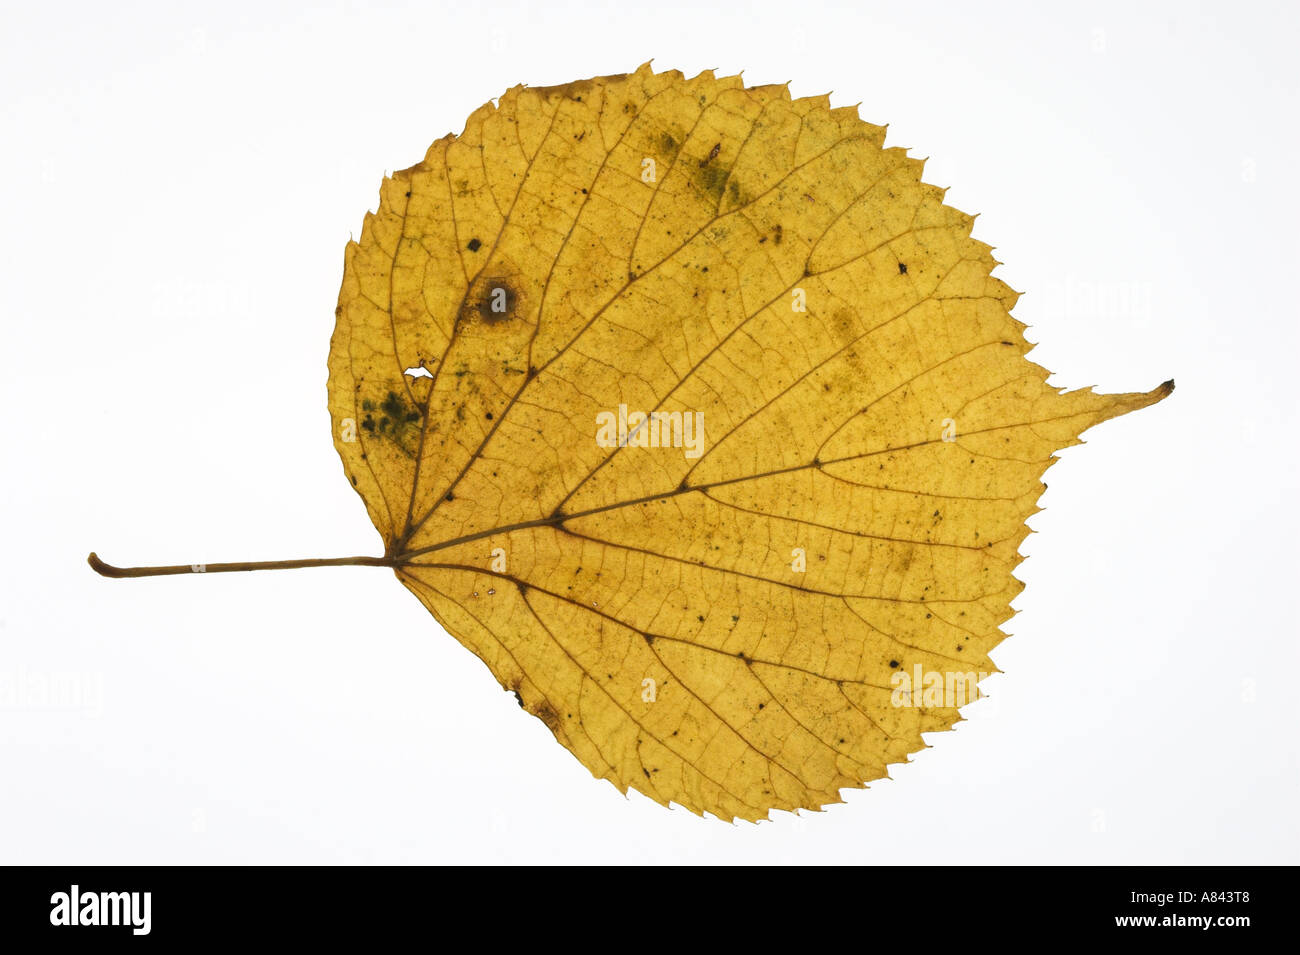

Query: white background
[[2, 0, 1296, 864]]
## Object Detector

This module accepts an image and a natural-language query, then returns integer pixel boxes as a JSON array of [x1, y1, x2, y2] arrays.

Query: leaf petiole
[[87, 552, 398, 579]]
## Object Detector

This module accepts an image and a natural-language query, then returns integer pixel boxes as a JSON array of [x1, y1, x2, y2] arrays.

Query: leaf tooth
[[796, 91, 833, 113], [751, 82, 793, 102]]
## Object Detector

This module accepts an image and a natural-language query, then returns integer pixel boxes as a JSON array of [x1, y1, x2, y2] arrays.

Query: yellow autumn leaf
[[322, 64, 1170, 821], [89, 63, 1170, 822]]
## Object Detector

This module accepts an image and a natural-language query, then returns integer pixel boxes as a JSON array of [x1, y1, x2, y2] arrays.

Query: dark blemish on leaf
[[467, 238, 482, 252], [889, 660, 900, 668], [773, 224, 783, 245], [532, 701, 561, 732], [381, 392, 405, 419], [404, 190, 411, 198], [694, 163, 728, 203], [359, 391, 423, 454], [898, 262, 908, 275], [485, 411, 493, 420], [444, 492, 454, 502], [461, 274, 522, 326], [700, 142, 721, 166], [350, 475, 357, 486]]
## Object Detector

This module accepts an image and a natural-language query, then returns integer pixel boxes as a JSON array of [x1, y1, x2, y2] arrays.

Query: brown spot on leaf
[[532, 701, 561, 733], [461, 273, 524, 327]]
